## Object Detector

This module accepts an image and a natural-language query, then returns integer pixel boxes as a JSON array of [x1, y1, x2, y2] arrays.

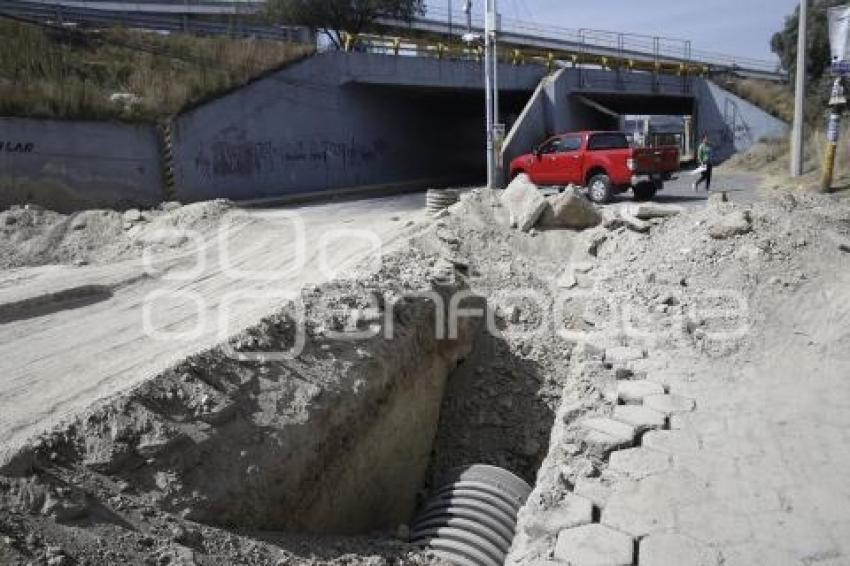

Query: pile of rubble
[[0, 200, 231, 269]]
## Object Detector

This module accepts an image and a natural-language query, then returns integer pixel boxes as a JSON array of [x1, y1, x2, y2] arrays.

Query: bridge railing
[[343, 32, 711, 81], [403, 4, 782, 79]]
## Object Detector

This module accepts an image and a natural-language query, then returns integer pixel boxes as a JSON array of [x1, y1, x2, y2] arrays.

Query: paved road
[[0, 193, 426, 459], [616, 167, 765, 207]]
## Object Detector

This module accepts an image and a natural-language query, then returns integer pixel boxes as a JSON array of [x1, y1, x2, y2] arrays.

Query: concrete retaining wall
[[695, 80, 789, 162], [503, 69, 789, 177], [170, 51, 545, 202], [0, 118, 164, 213]]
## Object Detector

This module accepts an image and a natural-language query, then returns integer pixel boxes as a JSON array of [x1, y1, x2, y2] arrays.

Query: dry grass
[[726, 122, 850, 193], [0, 17, 314, 122]]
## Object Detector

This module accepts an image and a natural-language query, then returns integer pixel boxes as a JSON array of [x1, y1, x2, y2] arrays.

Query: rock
[[587, 231, 609, 256], [602, 210, 626, 230], [707, 192, 730, 206], [3, 215, 17, 226], [621, 212, 651, 233], [70, 216, 87, 231], [709, 210, 752, 239], [554, 524, 634, 566], [501, 173, 548, 232], [616, 380, 665, 404], [160, 201, 183, 212], [123, 209, 142, 223], [605, 346, 645, 364], [42, 494, 89, 522], [171, 525, 203, 548], [625, 203, 682, 220], [839, 241, 850, 253], [538, 186, 602, 230]]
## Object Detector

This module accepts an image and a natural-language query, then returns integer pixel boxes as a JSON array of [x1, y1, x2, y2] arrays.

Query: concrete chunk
[[626, 203, 682, 220], [709, 210, 752, 239], [612, 405, 667, 433], [640, 533, 720, 566], [644, 394, 696, 415], [501, 173, 547, 232], [538, 186, 602, 230], [616, 381, 665, 405], [555, 524, 634, 566]]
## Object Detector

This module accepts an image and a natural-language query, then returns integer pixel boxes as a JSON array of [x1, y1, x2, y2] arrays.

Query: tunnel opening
[[570, 91, 698, 158], [349, 83, 536, 188]]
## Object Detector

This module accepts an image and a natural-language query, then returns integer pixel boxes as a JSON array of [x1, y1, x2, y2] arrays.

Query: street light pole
[[791, 0, 808, 177]]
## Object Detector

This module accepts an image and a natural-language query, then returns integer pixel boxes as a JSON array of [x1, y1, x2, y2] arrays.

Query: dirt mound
[[0, 200, 232, 269]]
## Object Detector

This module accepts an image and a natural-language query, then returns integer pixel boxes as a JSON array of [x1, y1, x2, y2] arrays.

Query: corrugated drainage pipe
[[411, 465, 532, 566]]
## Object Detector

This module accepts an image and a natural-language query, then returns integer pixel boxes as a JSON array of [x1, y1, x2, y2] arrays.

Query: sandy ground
[[0, 194, 426, 459]]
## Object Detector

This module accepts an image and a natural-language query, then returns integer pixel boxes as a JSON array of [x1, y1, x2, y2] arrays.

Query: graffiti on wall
[[0, 142, 35, 153], [194, 136, 389, 182]]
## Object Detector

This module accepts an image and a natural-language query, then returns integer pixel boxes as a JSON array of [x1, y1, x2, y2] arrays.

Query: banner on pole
[[830, 5, 850, 75]]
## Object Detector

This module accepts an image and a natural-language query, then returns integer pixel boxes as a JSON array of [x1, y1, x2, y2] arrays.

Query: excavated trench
[[2, 214, 575, 564]]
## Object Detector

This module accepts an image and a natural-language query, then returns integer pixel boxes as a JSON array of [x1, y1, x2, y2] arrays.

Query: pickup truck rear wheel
[[633, 181, 658, 202], [588, 174, 613, 204]]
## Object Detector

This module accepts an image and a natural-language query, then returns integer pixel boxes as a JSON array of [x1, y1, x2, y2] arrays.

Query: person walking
[[693, 135, 714, 192]]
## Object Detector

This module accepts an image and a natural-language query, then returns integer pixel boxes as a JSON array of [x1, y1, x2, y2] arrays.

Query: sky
[[438, 0, 800, 63]]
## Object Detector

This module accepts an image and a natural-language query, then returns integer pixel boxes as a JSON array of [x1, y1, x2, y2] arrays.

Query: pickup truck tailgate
[[633, 146, 680, 175]]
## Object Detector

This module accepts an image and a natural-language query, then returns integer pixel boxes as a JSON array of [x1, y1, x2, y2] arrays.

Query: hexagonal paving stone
[[612, 405, 666, 433], [641, 430, 701, 454], [581, 418, 636, 457], [616, 380, 665, 404], [554, 524, 634, 566], [602, 470, 708, 537], [573, 477, 614, 510], [521, 495, 594, 538], [639, 533, 720, 566], [643, 393, 696, 415], [608, 448, 671, 480]]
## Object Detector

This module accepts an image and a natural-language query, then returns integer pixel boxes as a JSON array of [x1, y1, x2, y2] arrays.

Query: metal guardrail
[[349, 33, 711, 81], [0, 0, 785, 81], [0, 0, 310, 41], [417, 4, 781, 75]]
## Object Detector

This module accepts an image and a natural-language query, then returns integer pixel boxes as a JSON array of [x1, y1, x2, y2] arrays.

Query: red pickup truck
[[509, 131, 680, 203]]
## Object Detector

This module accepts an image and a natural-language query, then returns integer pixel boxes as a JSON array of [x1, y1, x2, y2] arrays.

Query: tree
[[771, 0, 841, 82], [771, 0, 845, 123], [267, 0, 426, 49]]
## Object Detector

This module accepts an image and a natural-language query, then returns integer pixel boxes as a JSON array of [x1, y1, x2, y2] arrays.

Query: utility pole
[[822, 79, 846, 191], [484, 0, 500, 189], [791, 0, 808, 177], [448, 0, 453, 46]]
